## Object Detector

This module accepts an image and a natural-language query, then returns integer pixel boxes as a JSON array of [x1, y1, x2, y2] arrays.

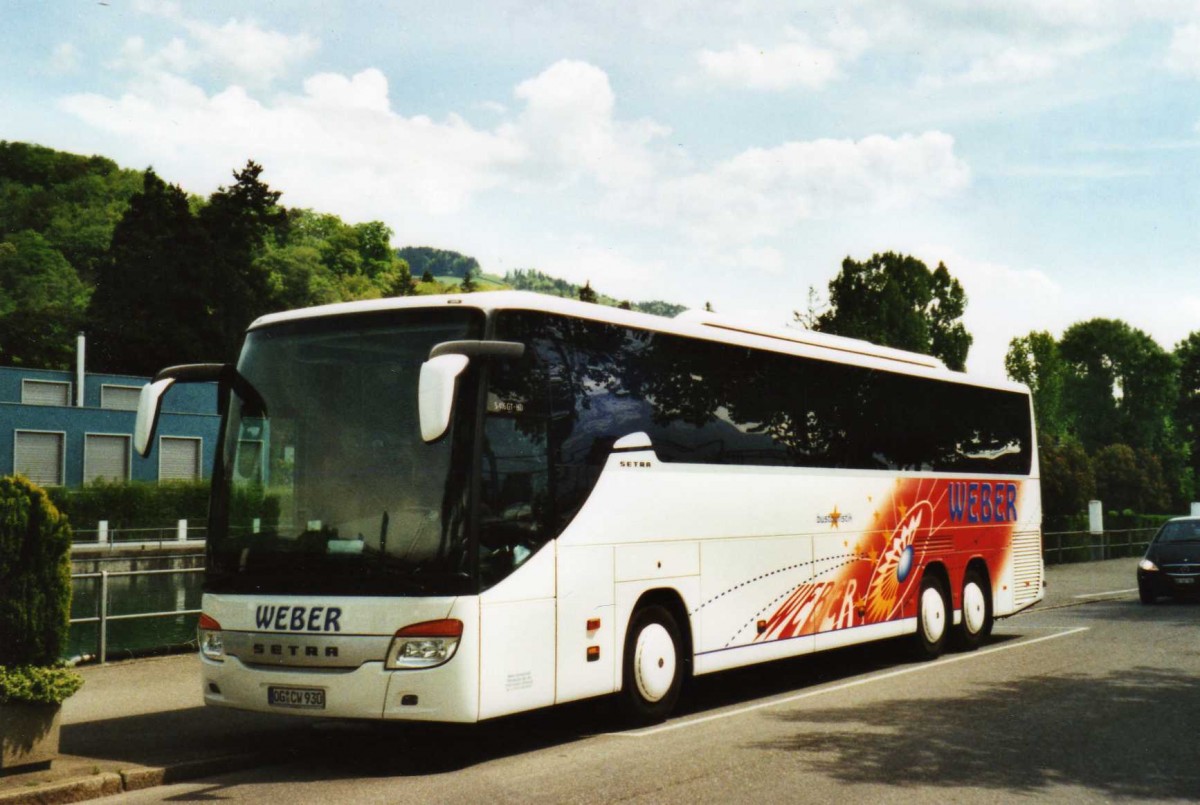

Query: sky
[[3, 0, 1200, 380]]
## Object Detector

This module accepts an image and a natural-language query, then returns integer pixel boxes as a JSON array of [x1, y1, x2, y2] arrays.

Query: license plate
[[1175, 577, 1196, 585], [268, 686, 326, 709]]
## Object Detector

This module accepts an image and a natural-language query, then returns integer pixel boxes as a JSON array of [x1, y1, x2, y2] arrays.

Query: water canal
[[67, 549, 204, 663]]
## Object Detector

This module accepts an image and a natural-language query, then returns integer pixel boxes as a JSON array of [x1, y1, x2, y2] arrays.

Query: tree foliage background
[[0, 141, 686, 375], [811, 251, 973, 371], [1007, 319, 1197, 520]]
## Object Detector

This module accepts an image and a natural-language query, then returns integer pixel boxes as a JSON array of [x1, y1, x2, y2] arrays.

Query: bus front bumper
[[201, 654, 480, 723]]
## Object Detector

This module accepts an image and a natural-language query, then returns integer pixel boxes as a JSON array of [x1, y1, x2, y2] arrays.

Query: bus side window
[[479, 353, 553, 587]]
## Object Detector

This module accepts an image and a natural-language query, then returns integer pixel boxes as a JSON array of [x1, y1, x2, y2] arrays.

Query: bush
[[0, 665, 83, 705], [0, 475, 83, 703], [0, 476, 73, 666]]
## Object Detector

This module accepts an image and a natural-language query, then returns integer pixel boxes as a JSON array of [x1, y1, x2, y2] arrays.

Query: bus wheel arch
[[914, 563, 950, 659], [955, 559, 993, 650], [619, 589, 692, 724]]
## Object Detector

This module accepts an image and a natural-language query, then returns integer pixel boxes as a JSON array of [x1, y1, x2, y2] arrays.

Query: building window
[[101, 385, 142, 411], [84, 434, 131, 484], [14, 431, 65, 486], [21, 380, 71, 406], [159, 436, 202, 481]]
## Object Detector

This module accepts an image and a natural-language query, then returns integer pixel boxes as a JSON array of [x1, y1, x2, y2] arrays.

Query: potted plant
[[0, 475, 83, 773]]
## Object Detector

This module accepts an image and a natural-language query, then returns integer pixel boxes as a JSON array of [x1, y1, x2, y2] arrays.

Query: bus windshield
[[207, 308, 483, 596]]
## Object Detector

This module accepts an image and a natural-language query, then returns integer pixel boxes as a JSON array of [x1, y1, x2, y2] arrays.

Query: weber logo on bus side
[[254, 605, 342, 632], [946, 481, 1018, 524]]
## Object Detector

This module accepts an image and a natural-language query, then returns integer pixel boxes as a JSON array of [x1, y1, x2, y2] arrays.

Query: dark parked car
[[1137, 517, 1200, 603]]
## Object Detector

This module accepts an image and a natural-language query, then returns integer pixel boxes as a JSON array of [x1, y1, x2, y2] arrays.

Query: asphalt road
[[107, 561, 1200, 804]]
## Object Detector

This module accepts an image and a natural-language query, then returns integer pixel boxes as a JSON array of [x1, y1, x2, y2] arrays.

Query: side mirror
[[134, 363, 227, 457], [419, 354, 470, 443], [134, 378, 175, 457]]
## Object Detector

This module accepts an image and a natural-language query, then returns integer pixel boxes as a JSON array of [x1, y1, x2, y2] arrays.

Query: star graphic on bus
[[828, 506, 841, 528]]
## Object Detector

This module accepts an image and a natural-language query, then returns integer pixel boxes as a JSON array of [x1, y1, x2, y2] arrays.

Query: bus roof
[[249, 291, 1028, 394]]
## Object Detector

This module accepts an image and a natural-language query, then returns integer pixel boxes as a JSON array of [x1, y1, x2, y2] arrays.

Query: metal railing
[[70, 566, 205, 664], [1042, 527, 1156, 565], [72, 521, 208, 548]]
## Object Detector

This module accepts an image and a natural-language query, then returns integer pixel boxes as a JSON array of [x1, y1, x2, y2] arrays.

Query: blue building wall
[[0, 366, 220, 487]]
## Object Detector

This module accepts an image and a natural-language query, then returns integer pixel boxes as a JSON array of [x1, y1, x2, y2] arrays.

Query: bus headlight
[[386, 619, 463, 669], [198, 613, 225, 661]]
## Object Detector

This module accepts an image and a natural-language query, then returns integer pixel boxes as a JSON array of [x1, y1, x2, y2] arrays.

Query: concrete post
[[97, 520, 108, 546], [177, 518, 188, 542], [1192, 502, 1200, 517], [252, 518, 261, 534]]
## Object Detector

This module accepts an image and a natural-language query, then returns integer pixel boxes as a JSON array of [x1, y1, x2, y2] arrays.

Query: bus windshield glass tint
[[208, 308, 483, 596]]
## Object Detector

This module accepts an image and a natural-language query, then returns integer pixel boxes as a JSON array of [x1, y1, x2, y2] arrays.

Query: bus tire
[[619, 604, 684, 724], [914, 573, 949, 659], [955, 567, 992, 651]]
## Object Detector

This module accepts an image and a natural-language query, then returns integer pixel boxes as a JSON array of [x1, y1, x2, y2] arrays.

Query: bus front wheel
[[914, 574, 949, 659], [619, 604, 683, 724]]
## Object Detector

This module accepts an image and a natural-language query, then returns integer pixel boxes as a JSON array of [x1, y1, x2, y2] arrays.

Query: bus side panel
[[478, 544, 556, 719], [696, 536, 812, 655], [556, 545, 616, 704]]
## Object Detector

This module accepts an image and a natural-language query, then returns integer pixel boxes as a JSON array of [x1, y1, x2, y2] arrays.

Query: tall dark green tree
[[814, 252, 972, 370], [89, 169, 211, 374], [199, 160, 287, 361], [578, 280, 598, 304]]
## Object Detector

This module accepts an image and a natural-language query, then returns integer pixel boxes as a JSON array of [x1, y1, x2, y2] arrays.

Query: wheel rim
[[920, 586, 946, 644], [633, 623, 676, 703], [962, 581, 986, 635]]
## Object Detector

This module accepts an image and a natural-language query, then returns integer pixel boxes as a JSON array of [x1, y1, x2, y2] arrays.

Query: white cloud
[[697, 26, 868, 91], [644, 132, 970, 244], [508, 59, 669, 187], [182, 17, 318, 87], [1166, 23, 1200, 78], [731, 246, 787, 275], [59, 68, 523, 217], [922, 248, 1065, 381], [49, 42, 81, 74], [117, 5, 316, 87]]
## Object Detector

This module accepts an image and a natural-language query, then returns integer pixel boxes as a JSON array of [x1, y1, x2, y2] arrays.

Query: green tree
[[1177, 332, 1200, 478], [89, 169, 212, 374], [578, 280, 598, 304], [1058, 319, 1178, 454], [0, 231, 91, 368], [1037, 436, 1095, 519], [815, 252, 972, 370], [198, 160, 287, 360], [460, 264, 478, 293], [1092, 443, 1170, 513], [1005, 331, 1067, 438]]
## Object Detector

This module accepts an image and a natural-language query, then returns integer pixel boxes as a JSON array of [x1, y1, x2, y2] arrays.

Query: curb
[[0, 753, 272, 805]]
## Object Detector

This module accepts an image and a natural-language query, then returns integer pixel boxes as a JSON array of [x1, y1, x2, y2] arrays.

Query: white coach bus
[[135, 291, 1043, 724]]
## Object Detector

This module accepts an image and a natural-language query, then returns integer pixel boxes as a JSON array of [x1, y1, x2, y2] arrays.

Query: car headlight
[[198, 613, 225, 661], [386, 619, 463, 669], [1139, 557, 1159, 572]]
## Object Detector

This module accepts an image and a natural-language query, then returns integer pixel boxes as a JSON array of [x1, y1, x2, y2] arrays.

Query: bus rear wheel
[[619, 604, 684, 724], [955, 567, 992, 651], [914, 574, 949, 659]]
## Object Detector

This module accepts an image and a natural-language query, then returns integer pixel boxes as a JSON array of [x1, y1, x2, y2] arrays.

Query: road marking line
[[1073, 589, 1136, 599], [614, 626, 1090, 738]]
